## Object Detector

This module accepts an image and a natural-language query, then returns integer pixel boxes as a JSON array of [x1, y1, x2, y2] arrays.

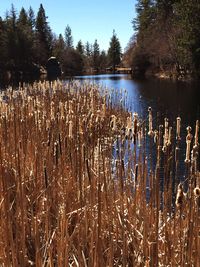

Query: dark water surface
[[76, 74, 200, 186], [76, 74, 200, 131]]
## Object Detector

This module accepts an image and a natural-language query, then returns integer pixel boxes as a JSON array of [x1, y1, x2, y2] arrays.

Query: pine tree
[[108, 30, 121, 72], [76, 40, 84, 55], [85, 41, 92, 57], [0, 17, 7, 72], [92, 39, 100, 71], [133, 0, 154, 32], [35, 4, 52, 65], [5, 4, 19, 70], [65, 25, 73, 48], [52, 33, 65, 61], [17, 7, 36, 69], [28, 6, 35, 29], [174, 0, 200, 75], [99, 50, 108, 71]]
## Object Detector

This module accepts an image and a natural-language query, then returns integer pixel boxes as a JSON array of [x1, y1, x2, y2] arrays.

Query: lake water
[[76, 74, 200, 186], [76, 74, 200, 133]]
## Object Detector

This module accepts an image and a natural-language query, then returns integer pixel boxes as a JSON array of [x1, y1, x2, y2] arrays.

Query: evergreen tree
[[0, 17, 8, 72], [5, 4, 19, 70], [76, 40, 84, 55], [99, 50, 108, 71], [28, 6, 35, 29], [35, 4, 52, 65], [17, 7, 35, 70], [84, 41, 92, 71], [108, 30, 121, 72], [65, 25, 73, 48], [85, 41, 92, 57], [92, 39, 100, 71], [173, 0, 200, 75], [52, 33, 65, 61], [133, 0, 154, 32]]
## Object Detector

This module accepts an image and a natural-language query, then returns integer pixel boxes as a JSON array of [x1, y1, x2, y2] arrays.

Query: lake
[[75, 74, 200, 134], [76, 74, 200, 185]]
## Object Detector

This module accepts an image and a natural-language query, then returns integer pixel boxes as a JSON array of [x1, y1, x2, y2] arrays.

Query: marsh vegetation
[[0, 81, 199, 266]]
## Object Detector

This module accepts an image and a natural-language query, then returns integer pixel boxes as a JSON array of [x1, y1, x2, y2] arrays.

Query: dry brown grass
[[0, 80, 199, 267]]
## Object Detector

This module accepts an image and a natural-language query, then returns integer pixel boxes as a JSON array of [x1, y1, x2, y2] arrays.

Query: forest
[[124, 0, 200, 79], [0, 4, 122, 82]]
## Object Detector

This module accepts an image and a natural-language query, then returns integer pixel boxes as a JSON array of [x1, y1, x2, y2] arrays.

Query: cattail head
[[176, 183, 184, 208], [148, 107, 154, 136], [185, 126, 193, 163], [69, 120, 73, 138], [101, 103, 106, 117], [110, 115, 117, 131], [194, 187, 200, 197], [154, 130, 158, 144], [194, 187, 200, 208], [167, 126, 172, 146], [127, 113, 132, 129], [186, 126, 192, 141], [162, 118, 169, 152], [193, 120, 199, 149], [176, 117, 181, 140], [133, 112, 138, 135]]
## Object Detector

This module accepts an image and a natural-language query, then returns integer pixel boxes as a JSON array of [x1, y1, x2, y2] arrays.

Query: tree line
[[0, 4, 122, 82], [124, 0, 200, 79]]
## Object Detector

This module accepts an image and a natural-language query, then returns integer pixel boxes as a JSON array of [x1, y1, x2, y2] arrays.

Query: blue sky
[[0, 1, 136, 52]]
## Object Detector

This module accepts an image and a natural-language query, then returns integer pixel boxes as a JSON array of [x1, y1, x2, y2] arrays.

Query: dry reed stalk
[[0, 80, 199, 266]]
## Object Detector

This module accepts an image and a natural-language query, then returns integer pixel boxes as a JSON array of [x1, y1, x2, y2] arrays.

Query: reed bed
[[0, 80, 199, 267]]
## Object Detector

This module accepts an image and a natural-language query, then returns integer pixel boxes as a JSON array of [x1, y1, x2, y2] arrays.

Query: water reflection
[[75, 74, 200, 185], [75, 74, 200, 129], [75, 73, 127, 80]]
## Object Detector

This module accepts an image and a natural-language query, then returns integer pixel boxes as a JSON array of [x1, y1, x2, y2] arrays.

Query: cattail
[[69, 120, 73, 138], [154, 130, 158, 144], [167, 126, 172, 146], [185, 126, 192, 163], [44, 163, 48, 188], [79, 118, 83, 135], [176, 183, 184, 208], [193, 120, 199, 149], [95, 115, 99, 124], [176, 117, 181, 140], [126, 127, 132, 140], [69, 100, 73, 115], [133, 112, 138, 135], [162, 118, 169, 152], [50, 101, 55, 120], [110, 115, 117, 131], [101, 103, 106, 117], [135, 164, 138, 184], [148, 107, 154, 136], [59, 102, 65, 119], [90, 97, 94, 112], [194, 187, 200, 197], [54, 141, 59, 165], [137, 129, 142, 147], [194, 187, 200, 207], [127, 113, 132, 129]]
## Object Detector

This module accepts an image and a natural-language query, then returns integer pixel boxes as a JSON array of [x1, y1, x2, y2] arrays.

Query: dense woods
[[124, 0, 200, 79], [0, 4, 122, 83]]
